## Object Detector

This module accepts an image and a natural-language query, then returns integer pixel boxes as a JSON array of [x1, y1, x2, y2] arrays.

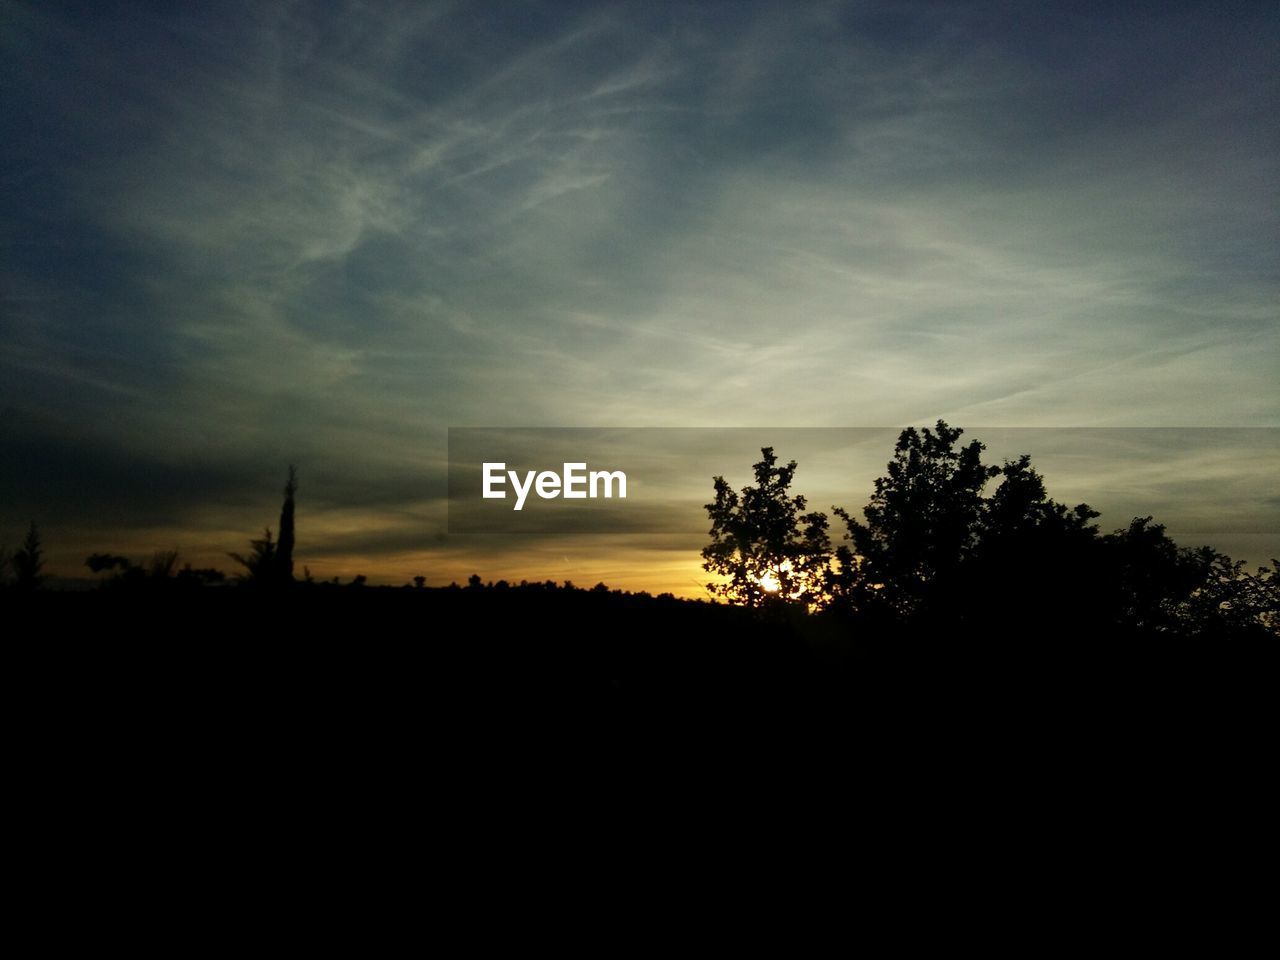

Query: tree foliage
[[833, 422, 999, 618], [820, 421, 1276, 639], [228, 466, 297, 587], [702, 447, 831, 609], [11, 522, 46, 590], [229, 528, 277, 583]]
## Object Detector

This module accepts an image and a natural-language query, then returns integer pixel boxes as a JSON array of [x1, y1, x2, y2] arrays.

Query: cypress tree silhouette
[[276, 465, 297, 584]]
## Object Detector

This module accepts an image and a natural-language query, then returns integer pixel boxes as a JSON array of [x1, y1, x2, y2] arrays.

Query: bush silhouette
[[229, 528, 277, 584], [228, 466, 297, 587], [11, 522, 46, 590]]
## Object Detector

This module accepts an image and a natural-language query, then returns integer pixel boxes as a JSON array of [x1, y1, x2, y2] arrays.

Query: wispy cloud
[[2, 1, 1276, 583]]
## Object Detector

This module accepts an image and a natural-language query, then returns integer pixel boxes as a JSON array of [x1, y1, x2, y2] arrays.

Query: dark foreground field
[[6, 582, 1273, 887], [9, 585, 1267, 753]]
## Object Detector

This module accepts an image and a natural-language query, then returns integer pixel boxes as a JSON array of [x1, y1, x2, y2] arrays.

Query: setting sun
[[756, 561, 794, 596]]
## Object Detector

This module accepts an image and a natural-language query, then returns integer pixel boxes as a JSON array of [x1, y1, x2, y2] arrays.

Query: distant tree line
[[5, 433, 1274, 643], [1, 466, 301, 593]]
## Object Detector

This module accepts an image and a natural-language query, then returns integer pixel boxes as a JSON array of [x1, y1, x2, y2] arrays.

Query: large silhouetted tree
[[822, 423, 1276, 640], [703, 447, 831, 609], [826, 424, 1104, 629], [960, 453, 1103, 630], [833, 422, 997, 619]]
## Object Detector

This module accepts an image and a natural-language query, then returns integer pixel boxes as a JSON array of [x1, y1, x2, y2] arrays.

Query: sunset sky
[[2, 1, 1276, 593]]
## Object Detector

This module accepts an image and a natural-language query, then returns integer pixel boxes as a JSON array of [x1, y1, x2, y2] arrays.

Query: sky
[[2, 0, 1277, 592]]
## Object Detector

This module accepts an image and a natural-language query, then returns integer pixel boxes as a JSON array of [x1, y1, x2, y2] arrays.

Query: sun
[[755, 560, 792, 595]]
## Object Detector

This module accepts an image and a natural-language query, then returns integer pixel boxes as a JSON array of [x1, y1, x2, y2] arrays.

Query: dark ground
[[4, 583, 1272, 910], [8, 585, 1267, 754]]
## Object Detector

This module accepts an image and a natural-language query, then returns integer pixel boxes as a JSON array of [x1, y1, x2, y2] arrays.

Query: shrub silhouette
[[12, 522, 46, 590], [86, 553, 131, 575], [228, 466, 297, 587], [229, 528, 277, 584]]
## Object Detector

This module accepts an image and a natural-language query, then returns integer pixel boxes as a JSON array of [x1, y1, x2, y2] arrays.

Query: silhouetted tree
[[1097, 517, 1245, 636], [959, 454, 1103, 631], [1163, 551, 1277, 639], [275, 465, 297, 584], [228, 467, 298, 587], [823, 423, 1275, 641], [703, 447, 831, 609], [980, 455, 1100, 543], [1230, 558, 1279, 636], [827, 425, 1109, 632], [833, 422, 997, 619], [229, 528, 276, 583], [11, 522, 46, 590]]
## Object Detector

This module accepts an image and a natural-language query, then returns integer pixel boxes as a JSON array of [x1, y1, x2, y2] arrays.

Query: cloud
[[2, 1, 1276, 584]]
